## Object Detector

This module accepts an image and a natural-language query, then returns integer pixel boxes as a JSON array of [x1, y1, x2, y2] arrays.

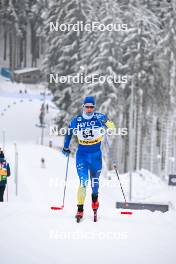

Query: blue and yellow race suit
[[63, 112, 115, 205]]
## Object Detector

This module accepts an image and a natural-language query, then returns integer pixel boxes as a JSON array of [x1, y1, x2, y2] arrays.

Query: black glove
[[62, 148, 71, 157]]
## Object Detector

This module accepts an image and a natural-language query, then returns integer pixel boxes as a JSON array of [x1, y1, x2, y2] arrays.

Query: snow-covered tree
[[43, 0, 90, 127], [0, 0, 46, 69], [42, 0, 176, 175]]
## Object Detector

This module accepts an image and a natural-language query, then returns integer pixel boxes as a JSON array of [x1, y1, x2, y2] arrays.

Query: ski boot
[[75, 205, 84, 223]]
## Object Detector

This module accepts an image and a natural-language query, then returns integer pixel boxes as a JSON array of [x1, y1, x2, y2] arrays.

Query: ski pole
[[51, 154, 70, 210], [62, 153, 70, 207], [112, 163, 127, 204], [105, 134, 127, 204], [105, 134, 132, 214]]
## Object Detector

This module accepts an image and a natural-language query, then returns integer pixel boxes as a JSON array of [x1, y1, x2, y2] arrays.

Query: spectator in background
[[46, 103, 49, 113], [0, 150, 11, 202]]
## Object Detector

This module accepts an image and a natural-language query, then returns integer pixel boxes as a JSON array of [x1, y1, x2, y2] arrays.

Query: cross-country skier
[[0, 150, 11, 202], [62, 96, 115, 222]]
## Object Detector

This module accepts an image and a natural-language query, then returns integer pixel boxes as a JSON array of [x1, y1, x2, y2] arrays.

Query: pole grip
[[113, 163, 117, 170]]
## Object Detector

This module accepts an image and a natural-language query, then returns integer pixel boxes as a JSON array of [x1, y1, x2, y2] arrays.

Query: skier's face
[[83, 103, 95, 114]]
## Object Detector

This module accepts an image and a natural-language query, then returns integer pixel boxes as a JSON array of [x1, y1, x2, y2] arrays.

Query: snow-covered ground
[[0, 78, 176, 264], [0, 77, 58, 144]]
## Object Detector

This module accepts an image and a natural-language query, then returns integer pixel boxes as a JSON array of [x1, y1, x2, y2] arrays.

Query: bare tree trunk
[[24, 31, 27, 67], [19, 37, 23, 68], [129, 79, 135, 200], [164, 114, 171, 180], [135, 20, 144, 171], [13, 33, 17, 70], [173, 123, 176, 174], [16, 36, 19, 68], [9, 31, 13, 69], [150, 113, 157, 173], [3, 25, 7, 61], [136, 91, 143, 170], [124, 109, 129, 172], [31, 22, 37, 67]]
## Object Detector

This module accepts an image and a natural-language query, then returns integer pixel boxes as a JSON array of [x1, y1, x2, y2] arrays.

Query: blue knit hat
[[83, 96, 95, 105]]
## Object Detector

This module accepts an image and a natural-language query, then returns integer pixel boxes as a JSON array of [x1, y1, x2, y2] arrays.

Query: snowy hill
[[0, 80, 176, 264]]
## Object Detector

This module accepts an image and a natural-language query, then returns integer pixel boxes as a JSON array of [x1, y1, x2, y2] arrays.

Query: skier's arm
[[99, 114, 116, 129], [63, 131, 72, 150]]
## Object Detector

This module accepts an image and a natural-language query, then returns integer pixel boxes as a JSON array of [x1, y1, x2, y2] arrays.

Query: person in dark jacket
[[0, 150, 11, 202]]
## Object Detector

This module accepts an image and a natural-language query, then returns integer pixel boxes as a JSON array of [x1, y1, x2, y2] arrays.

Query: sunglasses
[[84, 105, 95, 109]]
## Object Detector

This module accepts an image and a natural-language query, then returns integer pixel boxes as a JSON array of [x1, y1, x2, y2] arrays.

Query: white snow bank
[[0, 144, 176, 264]]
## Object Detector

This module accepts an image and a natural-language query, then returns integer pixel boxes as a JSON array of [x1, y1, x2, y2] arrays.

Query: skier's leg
[[77, 186, 87, 208], [76, 151, 89, 214], [89, 150, 102, 210], [0, 185, 6, 202], [90, 170, 101, 210], [90, 170, 101, 199]]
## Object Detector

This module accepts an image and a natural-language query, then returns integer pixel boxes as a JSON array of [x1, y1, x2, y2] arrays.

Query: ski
[[93, 209, 97, 222]]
